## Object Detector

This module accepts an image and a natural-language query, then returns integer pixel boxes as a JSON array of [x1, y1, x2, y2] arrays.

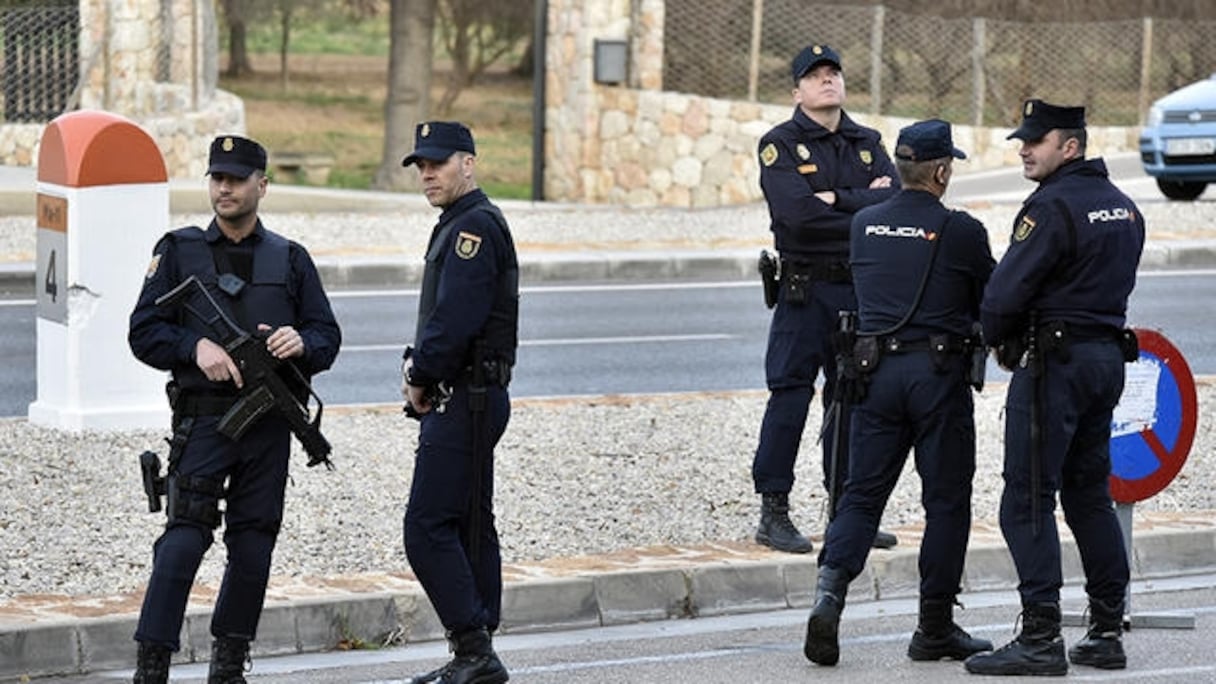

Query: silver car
[[1139, 73, 1216, 201]]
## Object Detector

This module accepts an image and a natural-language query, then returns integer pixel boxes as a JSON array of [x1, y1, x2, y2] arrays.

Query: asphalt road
[[42, 573, 1216, 683], [1, 270, 1214, 417]]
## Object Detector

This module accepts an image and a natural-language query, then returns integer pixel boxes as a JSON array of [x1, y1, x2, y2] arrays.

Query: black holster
[[758, 249, 779, 309]]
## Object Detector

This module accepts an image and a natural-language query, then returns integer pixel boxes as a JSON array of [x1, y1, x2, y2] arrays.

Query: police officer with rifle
[[128, 136, 341, 684], [803, 120, 995, 667], [399, 121, 518, 684], [965, 101, 1145, 677]]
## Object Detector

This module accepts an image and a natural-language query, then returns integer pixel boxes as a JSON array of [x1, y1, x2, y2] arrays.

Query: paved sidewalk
[[2, 512, 1214, 680]]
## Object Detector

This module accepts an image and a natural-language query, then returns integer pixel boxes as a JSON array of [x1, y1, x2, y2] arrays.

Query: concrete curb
[[4, 527, 1215, 681]]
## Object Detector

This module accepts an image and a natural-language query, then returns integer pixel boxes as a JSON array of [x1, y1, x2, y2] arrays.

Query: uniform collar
[[438, 188, 488, 223], [793, 106, 863, 139], [1038, 157, 1108, 187], [204, 218, 265, 244]]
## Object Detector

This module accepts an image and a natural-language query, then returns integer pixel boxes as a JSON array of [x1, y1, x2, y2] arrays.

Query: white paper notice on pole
[[1111, 358, 1160, 438]]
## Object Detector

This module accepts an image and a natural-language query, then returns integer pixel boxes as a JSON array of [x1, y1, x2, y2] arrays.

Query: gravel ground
[[1, 185, 1214, 602], [2, 382, 1214, 600]]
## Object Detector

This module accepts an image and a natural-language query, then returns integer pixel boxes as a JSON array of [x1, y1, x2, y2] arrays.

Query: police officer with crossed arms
[[965, 100, 1145, 677], [803, 119, 995, 667], [752, 43, 900, 554]]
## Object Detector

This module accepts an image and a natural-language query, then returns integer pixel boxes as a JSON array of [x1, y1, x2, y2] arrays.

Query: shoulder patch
[[145, 253, 162, 279], [760, 143, 779, 167], [455, 231, 483, 259], [1013, 215, 1037, 242]]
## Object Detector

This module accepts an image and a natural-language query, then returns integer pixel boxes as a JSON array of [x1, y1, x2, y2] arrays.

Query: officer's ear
[[934, 162, 950, 187]]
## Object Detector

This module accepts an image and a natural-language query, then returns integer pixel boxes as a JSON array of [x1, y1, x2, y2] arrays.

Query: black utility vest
[[170, 226, 294, 390]]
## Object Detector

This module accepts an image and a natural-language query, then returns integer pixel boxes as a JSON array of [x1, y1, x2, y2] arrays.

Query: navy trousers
[[135, 415, 291, 650], [753, 279, 856, 496], [820, 352, 975, 598], [404, 384, 510, 634], [999, 340, 1130, 606]]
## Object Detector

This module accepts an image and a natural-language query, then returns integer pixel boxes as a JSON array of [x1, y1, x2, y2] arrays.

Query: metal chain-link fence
[[0, 1, 78, 123], [663, 1, 1216, 126], [0, 0, 210, 124]]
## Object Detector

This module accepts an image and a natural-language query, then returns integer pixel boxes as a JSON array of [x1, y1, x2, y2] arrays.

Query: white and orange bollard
[[29, 110, 171, 430]]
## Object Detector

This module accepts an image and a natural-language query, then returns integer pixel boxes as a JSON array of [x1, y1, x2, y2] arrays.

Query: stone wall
[[543, 0, 1140, 208], [0, 0, 242, 178]]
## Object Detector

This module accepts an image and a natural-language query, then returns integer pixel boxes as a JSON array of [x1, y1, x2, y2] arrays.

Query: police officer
[[399, 121, 518, 684], [128, 136, 342, 684], [804, 119, 995, 667], [753, 43, 900, 553], [964, 101, 1145, 676]]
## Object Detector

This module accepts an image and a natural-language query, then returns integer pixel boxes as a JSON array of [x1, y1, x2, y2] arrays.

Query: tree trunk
[[222, 0, 254, 77], [373, 0, 435, 191], [278, 0, 293, 91]]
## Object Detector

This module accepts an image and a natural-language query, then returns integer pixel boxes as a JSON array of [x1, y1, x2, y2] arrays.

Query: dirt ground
[[221, 54, 534, 194]]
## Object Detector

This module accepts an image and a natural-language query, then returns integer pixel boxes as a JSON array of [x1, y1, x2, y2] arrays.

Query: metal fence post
[[1137, 16, 1153, 126], [747, 0, 763, 102], [869, 4, 883, 115], [972, 17, 986, 127]]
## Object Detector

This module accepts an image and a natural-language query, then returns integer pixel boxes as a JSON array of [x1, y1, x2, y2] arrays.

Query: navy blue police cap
[[791, 44, 842, 83], [402, 121, 476, 167], [1007, 99, 1087, 141], [895, 119, 967, 162], [206, 135, 267, 178]]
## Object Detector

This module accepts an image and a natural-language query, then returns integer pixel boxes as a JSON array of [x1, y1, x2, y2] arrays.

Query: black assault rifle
[[155, 275, 333, 468]]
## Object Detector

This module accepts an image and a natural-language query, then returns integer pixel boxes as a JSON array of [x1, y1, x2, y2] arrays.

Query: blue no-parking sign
[[1109, 328, 1198, 503]]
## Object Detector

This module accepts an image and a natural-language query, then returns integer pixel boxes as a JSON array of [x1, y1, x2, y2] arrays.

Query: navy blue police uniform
[[128, 137, 341, 656], [981, 102, 1144, 610], [753, 44, 899, 548], [400, 123, 519, 652], [966, 101, 1145, 676], [821, 122, 994, 591], [805, 120, 995, 667]]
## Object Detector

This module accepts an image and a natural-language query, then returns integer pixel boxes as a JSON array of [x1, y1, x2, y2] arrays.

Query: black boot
[[1068, 597, 1126, 670], [872, 530, 899, 549], [207, 636, 250, 684], [803, 565, 849, 666], [907, 596, 993, 661], [405, 627, 509, 684], [964, 602, 1067, 676], [132, 642, 171, 684], [755, 492, 813, 554]]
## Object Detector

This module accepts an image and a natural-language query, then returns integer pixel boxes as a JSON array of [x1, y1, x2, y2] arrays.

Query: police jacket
[[851, 189, 995, 339], [758, 107, 899, 260], [129, 220, 341, 393], [981, 158, 1145, 345], [408, 189, 519, 387]]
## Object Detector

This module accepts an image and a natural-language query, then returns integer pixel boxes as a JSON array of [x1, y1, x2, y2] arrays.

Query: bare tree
[[434, 0, 531, 114], [372, 0, 436, 191]]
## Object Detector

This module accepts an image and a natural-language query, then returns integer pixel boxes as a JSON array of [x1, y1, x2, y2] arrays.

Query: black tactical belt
[[781, 258, 852, 283], [462, 359, 513, 388], [880, 336, 966, 354]]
